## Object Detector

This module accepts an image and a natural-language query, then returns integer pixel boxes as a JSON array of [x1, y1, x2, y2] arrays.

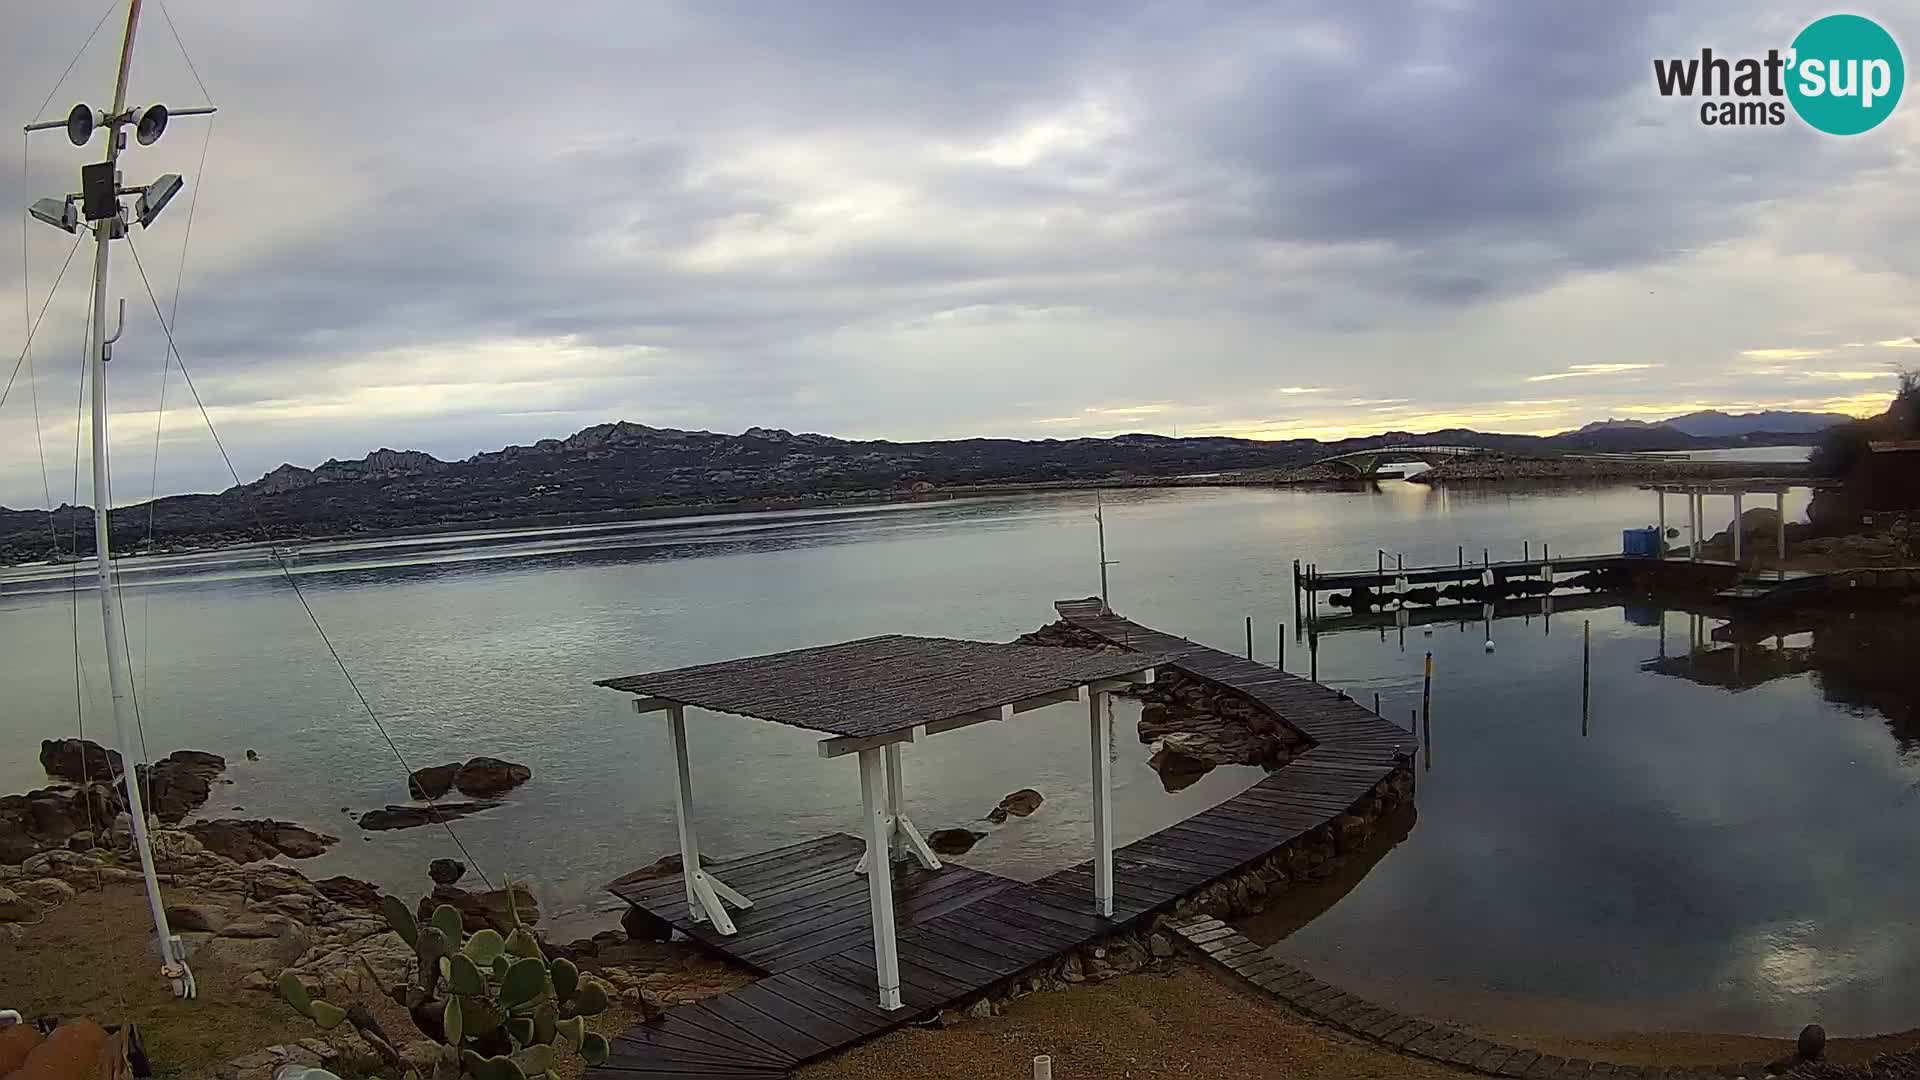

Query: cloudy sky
[[1, 1, 1915, 505]]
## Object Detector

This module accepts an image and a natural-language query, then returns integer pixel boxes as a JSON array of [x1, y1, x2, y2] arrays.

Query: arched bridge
[[1310, 444, 1488, 477]]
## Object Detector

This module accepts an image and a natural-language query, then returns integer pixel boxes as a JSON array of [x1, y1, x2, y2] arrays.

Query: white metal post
[[1689, 492, 1700, 560], [75, 0, 187, 998], [666, 706, 750, 934], [1656, 491, 1665, 556], [1732, 492, 1743, 565], [1088, 688, 1113, 917], [1776, 490, 1787, 562], [666, 707, 706, 919], [858, 748, 903, 1009]]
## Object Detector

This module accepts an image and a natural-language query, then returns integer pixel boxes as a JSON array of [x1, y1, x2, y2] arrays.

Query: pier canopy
[[597, 633, 1159, 1009]]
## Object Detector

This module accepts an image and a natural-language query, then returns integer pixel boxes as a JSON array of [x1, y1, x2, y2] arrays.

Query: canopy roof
[[597, 633, 1160, 740]]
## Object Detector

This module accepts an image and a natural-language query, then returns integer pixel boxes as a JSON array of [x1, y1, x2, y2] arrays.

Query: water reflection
[[1261, 599, 1920, 1037]]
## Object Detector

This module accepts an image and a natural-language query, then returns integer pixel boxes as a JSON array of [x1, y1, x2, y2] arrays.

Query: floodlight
[[66, 103, 96, 146], [136, 173, 183, 227], [134, 104, 168, 146], [28, 197, 77, 234]]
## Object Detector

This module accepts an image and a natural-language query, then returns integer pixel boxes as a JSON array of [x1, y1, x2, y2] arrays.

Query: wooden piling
[[1373, 691, 1380, 715], [1581, 619, 1591, 737], [1276, 622, 1284, 671], [1245, 615, 1253, 660], [1524, 540, 1530, 562], [1422, 651, 1433, 750], [1418, 709, 1429, 771]]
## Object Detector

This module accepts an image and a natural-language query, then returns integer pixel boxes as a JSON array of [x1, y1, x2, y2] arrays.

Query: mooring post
[[1582, 619, 1591, 738], [1418, 708, 1429, 771], [1245, 615, 1253, 660], [1309, 629, 1318, 683], [1775, 490, 1787, 564], [1422, 651, 1433, 751], [1457, 545, 1464, 571], [1373, 690, 1380, 714], [1276, 622, 1284, 670], [1524, 540, 1530, 563], [1378, 549, 1385, 575]]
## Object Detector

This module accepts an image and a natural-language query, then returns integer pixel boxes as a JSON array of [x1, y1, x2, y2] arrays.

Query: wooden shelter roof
[[596, 634, 1160, 740]]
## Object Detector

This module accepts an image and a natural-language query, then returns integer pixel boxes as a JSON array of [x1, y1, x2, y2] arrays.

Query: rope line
[[29, 0, 121, 124], [124, 236, 495, 890], [153, 0, 214, 105], [2, 233, 87, 414]]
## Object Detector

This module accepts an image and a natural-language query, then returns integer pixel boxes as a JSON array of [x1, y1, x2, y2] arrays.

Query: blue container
[[1622, 526, 1659, 558]]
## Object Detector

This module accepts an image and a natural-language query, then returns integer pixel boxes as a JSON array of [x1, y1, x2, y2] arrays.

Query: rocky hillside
[[0, 420, 1809, 562]]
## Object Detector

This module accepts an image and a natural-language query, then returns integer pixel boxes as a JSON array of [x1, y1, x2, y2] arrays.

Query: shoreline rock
[[355, 802, 496, 831], [186, 819, 339, 863], [39, 738, 122, 783], [406, 757, 532, 800]]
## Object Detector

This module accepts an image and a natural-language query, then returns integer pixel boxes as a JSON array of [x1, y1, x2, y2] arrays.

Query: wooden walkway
[[592, 602, 1413, 1079]]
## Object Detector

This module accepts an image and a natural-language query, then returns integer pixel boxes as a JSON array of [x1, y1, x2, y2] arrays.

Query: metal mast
[[25, 0, 215, 999]]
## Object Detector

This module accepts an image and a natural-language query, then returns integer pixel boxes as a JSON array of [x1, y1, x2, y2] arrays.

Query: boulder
[[0, 886, 39, 922], [1147, 738, 1214, 793], [996, 789, 1044, 818], [186, 819, 338, 862], [39, 737, 122, 782], [927, 829, 986, 856], [621, 904, 672, 942], [18, 878, 75, 908], [407, 762, 461, 800], [428, 858, 466, 886], [357, 802, 496, 831], [131, 751, 227, 824], [453, 757, 533, 797], [417, 883, 539, 933], [1799, 1024, 1826, 1062], [166, 902, 227, 933]]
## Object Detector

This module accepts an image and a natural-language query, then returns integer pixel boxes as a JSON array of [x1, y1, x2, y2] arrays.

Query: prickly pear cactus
[[280, 882, 614, 1079]]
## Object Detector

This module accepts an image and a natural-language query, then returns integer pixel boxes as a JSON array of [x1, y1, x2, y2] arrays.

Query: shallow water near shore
[[7, 480, 1920, 1036]]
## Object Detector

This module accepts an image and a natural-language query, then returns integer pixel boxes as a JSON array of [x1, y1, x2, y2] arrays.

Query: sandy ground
[[0, 883, 317, 1079], [799, 964, 1477, 1080]]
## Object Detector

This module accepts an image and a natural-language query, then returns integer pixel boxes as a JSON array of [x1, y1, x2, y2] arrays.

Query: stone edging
[[1166, 915, 1786, 1080]]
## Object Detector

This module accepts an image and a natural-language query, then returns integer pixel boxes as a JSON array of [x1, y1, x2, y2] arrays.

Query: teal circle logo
[[1787, 14, 1904, 135]]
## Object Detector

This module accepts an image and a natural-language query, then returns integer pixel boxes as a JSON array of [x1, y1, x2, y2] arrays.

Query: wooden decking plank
[[726, 981, 871, 1047], [779, 962, 905, 1025], [699, 991, 836, 1061], [898, 924, 1030, 978], [610, 1021, 791, 1069], [906, 915, 1057, 967], [932, 905, 1079, 955], [653, 1003, 798, 1067]]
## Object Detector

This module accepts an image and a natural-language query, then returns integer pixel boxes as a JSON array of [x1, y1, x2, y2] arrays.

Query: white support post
[[1689, 492, 1700, 561], [1088, 687, 1114, 918], [1656, 490, 1666, 556], [666, 706, 751, 934], [1776, 490, 1787, 563], [857, 743, 941, 874], [858, 748, 904, 1010], [1732, 492, 1744, 566]]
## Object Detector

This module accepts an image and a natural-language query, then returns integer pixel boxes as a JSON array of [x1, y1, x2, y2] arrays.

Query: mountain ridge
[[0, 415, 1824, 562]]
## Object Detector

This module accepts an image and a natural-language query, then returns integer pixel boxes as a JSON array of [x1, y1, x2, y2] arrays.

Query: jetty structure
[[591, 599, 1413, 1078]]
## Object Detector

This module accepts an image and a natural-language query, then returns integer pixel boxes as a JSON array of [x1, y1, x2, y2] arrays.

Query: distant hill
[[1575, 409, 1848, 438], [0, 418, 1815, 562]]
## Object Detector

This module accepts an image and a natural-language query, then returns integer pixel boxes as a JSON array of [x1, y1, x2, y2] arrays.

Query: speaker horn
[[65, 103, 95, 147], [135, 104, 169, 146]]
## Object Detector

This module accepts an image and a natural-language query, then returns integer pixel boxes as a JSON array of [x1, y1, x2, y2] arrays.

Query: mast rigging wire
[[125, 235, 497, 890]]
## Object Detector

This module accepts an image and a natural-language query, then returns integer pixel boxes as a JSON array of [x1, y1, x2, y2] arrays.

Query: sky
[[0, 1, 1916, 506]]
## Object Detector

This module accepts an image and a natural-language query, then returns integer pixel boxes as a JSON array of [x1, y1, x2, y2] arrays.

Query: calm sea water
[[7, 480, 1917, 1036]]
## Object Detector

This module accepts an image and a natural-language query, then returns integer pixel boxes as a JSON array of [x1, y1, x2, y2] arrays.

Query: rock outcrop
[[186, 819, 338, 862], [405, 756, 531, 799], [928, 829, 986, 855], [131, 750, 228, 823], [452, 756, 532, 797], [427, 858, 466, 886], [355, 802, 496, 831], [414, 883, 539, 933], [39, 738, 122, 782]]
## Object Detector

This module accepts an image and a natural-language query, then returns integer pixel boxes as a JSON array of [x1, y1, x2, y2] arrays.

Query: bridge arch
[[1309, 444, 1487, 477]]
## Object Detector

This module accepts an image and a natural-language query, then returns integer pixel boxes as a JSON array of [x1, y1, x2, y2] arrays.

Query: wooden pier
[[593, 602, 1412, 1079]]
